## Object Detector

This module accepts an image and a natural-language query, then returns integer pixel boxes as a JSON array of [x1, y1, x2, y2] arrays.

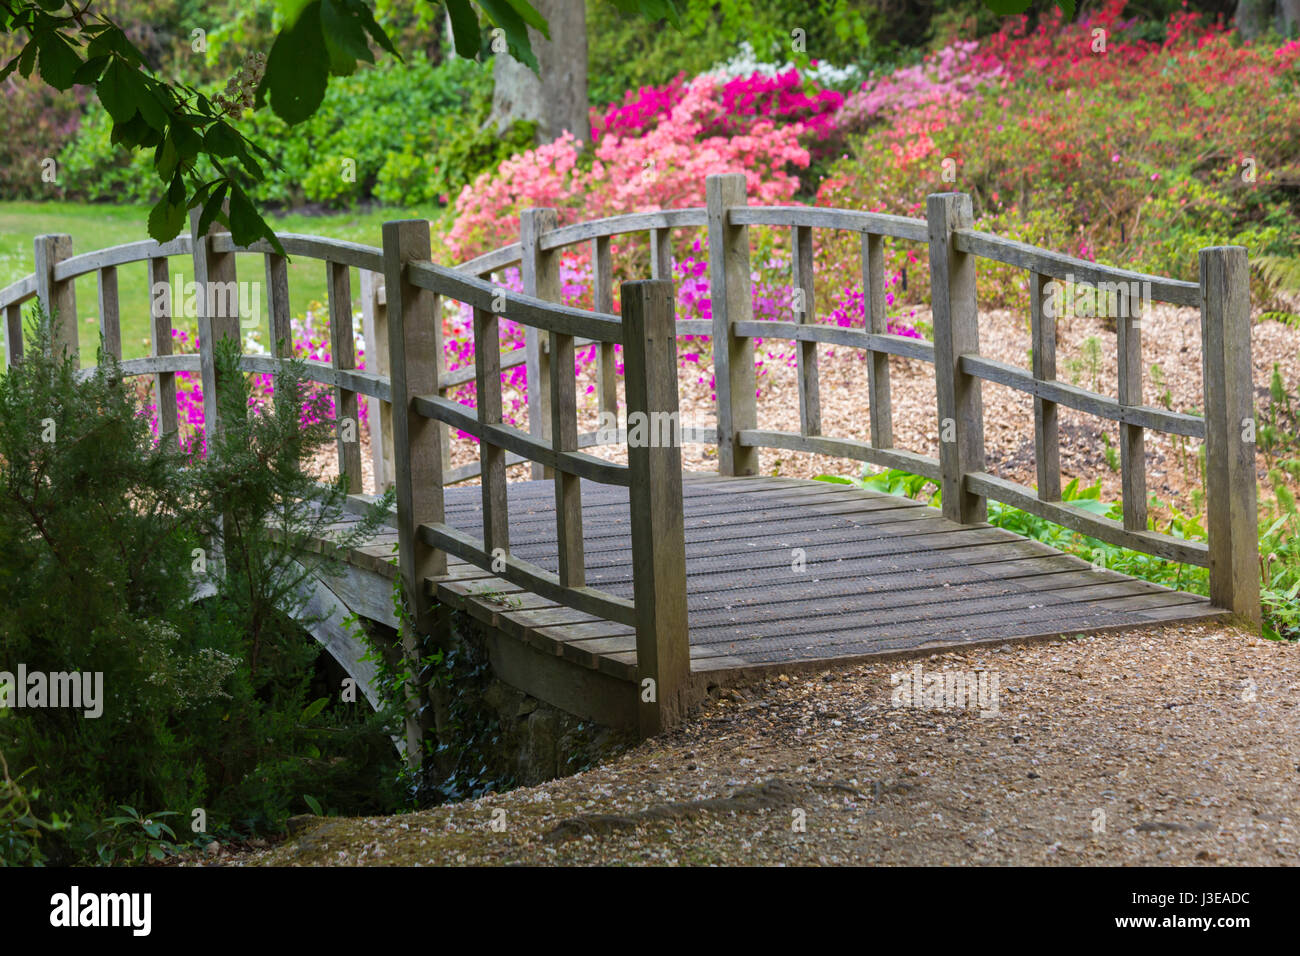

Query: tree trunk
[[1235, 0, 1276, 38], [489, 0, 590, 145], [1279, 0, 1300, 36]]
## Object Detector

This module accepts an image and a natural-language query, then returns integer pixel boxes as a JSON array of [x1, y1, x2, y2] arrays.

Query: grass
[[0, 201, 413, 360]]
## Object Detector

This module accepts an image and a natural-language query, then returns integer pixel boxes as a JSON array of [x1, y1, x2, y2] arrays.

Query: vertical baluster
[[1030, 270, 1061, 502], [793, 224, 820, 436], [592, 235, 617, 438], [1116, 287, 1147, 531], [361, 270, 394, 491], [4, 300, 23, 368], [328, 260, 362, 494], [97, 265, 121, 364], [550, 324, 584, 587], [521, 208, 558, 479], [149, 256, 178, 446], [863, 233, 892, 450], [474, 305, 510, 558], [265, 252, 291, 359], [649, 227, 672, 280]]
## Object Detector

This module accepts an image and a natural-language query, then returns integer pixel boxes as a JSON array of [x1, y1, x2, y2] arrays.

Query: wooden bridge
[[0, 175, 1259, 740]]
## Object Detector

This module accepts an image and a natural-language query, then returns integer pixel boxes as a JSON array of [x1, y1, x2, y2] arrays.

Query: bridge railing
[[439, 174, 1256, 622], [0, 212, 692, 735]]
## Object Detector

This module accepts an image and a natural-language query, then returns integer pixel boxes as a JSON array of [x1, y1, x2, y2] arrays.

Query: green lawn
[[0, 201, 414, 360]]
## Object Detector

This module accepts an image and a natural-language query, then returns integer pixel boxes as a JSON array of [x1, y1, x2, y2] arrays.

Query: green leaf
[[148, 193, 187, 243], [72, 54, 108, 86], [96, 59, 136, 123], [477, 0, 540, 71], [300, 695, 329, 722], [259, 0, 330, 125], [501, 0, 549, 37], [321, 0, 377, 75], [37, 32, 82, 91], [303, 794, 324, 816], [444, 0, 483, 60]]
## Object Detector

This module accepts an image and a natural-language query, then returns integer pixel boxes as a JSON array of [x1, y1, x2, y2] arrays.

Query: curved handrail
[[211, 233, 384, 273], [952, 228, 1200, 308], [729, 205, 928, 242], [52, 237, 194, 282]]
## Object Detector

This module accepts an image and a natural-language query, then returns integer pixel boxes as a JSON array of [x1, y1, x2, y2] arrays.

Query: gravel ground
[[231, 622, 1298, 867]]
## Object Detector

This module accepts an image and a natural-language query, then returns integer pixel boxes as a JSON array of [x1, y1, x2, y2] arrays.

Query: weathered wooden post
[[3, 297, 22, 367], [521, 208, 559, 479], [926, 192, 986, 524], [622, 278, 691, 736], [382, 219, 445, 764], [1200, 246, 1260, 625], [190, 209, 240, 438], [34, 234, 77, 365], [706, 173, 759, 476], [360, 270, 395, 491]]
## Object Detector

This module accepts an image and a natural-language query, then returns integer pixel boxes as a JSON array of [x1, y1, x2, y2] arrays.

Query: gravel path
[[237, 622, 1298, 866]]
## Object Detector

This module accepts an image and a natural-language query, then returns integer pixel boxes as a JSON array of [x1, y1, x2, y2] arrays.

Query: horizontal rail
[[419, 521, 638, 626], [0, 275, 36, 309], [407, 261, 624, 344], [737, 429, 943, 481], [210, 233, 384, 272], [952, 229, 1201, 308], [413, 392, 631, 486], [455, 242, 523, 277], [73, 354, 201, 380], [52, 237, 194, 282], [538, 209, 709, 252], [238, 355, 392, 402], [729, 206, 929, 243], [732, 321, 937, 362], [964, 470, 1210, 566], [961, 354, 1206, 438]]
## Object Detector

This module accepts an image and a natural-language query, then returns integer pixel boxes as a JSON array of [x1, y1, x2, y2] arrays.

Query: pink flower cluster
[[836, 41, 1003, 132]]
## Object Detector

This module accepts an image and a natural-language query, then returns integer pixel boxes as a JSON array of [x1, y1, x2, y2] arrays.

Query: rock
[[287, 814, 320, 837]]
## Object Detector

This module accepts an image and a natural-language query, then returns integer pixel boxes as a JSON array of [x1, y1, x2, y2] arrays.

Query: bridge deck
[[338, 474, 1224, 686]]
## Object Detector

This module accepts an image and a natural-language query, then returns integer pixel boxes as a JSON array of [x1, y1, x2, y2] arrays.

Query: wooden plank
[[622, 279, 691, 735], [1029, 270, 1060, 501], [148, 256, 178, 446], [864, 232, 892, 449], [328, 259, 362, 494], [1200, 246, 1259, 622], [537, 209, 708, 251], [927, 193, 985, 524], [706, 173, 758, 476], [793, 223, 820, 436], [360, 269, 393, 491], [738, 428, 942, 481]]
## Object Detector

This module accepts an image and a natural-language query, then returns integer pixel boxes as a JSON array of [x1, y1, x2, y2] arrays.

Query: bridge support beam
[[622, 279, 691, 736], [927, 193, 987, 525], [1200, 246, 1260, 626]]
